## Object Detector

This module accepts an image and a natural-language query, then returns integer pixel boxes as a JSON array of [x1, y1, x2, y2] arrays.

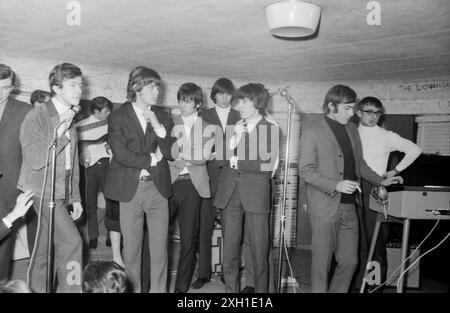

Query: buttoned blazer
[[0, 98, 31, 211], [168, 114, 217, 198], [298, 116, 383, 218], [104, 103, 175, 201]]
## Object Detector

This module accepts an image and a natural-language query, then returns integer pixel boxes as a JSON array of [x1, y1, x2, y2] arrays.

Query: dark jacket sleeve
[[156, 111, 176, 161], [107, 112, 153, 169], [0, 220, 11, 241], [20, 108, 70, 171]]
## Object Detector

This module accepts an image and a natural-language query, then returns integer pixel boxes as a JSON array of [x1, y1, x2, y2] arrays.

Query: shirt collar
[[52, 97, 71, 116], [215, 105, 231, 114]]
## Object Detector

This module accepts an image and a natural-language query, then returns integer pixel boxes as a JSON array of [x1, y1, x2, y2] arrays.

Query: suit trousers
[[120, 180, 169, 293], [310, 203, 359, 293], [222, 184, 270, 293], [80, 158, 109, 241], [0, 230, 13, 280], [197, 198, 216, 279], [30, 197, 83, 293], [354, 180, 389, 288], [169, 178, 202, 292], [196, 163, 221, 279]]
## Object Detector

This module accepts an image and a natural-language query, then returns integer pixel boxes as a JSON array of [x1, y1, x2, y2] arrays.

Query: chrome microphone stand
[[276, 88, 296, 293]]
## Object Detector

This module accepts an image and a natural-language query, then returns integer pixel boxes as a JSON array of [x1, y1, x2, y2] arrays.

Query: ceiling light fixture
[[265, 0, 321, 38]]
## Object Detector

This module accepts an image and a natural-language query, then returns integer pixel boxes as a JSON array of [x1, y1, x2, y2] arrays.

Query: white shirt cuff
[[2, 217, 13, 228], [154, 125, 167, 138], [150, 153, 157, 167]]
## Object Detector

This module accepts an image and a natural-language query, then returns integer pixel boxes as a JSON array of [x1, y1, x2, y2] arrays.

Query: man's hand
[[234, 119, 248, 137], [383, 170, 397, 179], [9, 190, 34, 221], [71, 202, 83, 221], [380, 176, 404, 186], [336, 180, 360, 194], [143, 108, 160, 128]]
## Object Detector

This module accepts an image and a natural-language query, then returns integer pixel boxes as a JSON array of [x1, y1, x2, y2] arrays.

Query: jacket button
[[339, 172, 343, 175], [338, 154, 343, 158]]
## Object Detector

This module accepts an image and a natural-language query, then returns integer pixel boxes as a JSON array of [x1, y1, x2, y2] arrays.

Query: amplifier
[[386, 243, 421, 288]]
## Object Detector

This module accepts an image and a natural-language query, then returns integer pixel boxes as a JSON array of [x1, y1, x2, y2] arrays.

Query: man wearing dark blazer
[[214, 83, 280, 293], [169, 82, 217, 293], [298, 85, 403, 293], [0, 64, 32, 280], [104, 66, 175, 293], [192, 78, 240, 289]]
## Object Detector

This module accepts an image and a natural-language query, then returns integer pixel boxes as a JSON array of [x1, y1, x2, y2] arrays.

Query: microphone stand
[[46, 119, 68, 293], [276, 89, 296, 293]]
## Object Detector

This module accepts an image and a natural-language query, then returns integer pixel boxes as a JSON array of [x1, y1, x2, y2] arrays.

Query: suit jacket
[[168, 114, 217, 198], [104, 103, 175, 202], [214, 117, 280, 213], [199, 107, 240, 195], [0, 97, 31, 212], [0, 195, 11, 241], [298, 116, 383, 218], [17, 100, 80, 203]]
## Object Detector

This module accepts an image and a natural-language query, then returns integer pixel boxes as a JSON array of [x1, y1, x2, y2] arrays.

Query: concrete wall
[[3, 54, 450, 116]]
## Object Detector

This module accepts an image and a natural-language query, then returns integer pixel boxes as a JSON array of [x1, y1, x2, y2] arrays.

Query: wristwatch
[[393, 169, 400, 175]]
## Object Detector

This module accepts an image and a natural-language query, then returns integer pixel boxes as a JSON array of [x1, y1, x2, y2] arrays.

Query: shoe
[[191, 277, 210, 289], [241, 286, 255, 293], [174, 288, 186, 293], [220, 274, 225, 284], [89, 239, 98, 249], [105, 238, 111, 247]]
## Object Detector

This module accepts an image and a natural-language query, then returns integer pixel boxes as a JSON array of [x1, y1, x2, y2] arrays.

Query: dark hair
[[48, 63, 82, 95], [177, 82, 203, 108], [210, 77, 235, 103], [30, 90, 51, 106], [82, 261, 128, 293], [126, 66, 161, 102], [0, 63, 16, 87], [322, 85, 357, 114], [90, 96, 113, 114], [357, 96, 384, 112], [235, 83, 269, 115]]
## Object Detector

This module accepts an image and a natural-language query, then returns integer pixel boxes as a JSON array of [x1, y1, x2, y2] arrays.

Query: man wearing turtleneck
[[192, 78, 240, 290], [299, 85, 402, 293], [354, 97, 421, 290]]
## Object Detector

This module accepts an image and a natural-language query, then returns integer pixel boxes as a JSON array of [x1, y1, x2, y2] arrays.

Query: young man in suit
[[298, 85, 403, 293], [192, 78, 240, 289], [214, 83, 280, 293], [104, 66, 175, 293], [18, 63, 84, 293], [168, 82, 216, 293], [0, 64, 32, 280]]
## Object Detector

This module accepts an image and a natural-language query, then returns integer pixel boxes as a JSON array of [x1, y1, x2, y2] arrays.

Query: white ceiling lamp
[[265, 0, 322, 38]]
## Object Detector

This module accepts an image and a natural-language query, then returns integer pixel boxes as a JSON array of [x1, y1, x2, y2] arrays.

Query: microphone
[[71, 105, 81, 114], [371, 185, 389, 219]]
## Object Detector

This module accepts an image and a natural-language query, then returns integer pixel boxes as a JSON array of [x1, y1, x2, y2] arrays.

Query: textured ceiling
[[1, 0, 449, 82]]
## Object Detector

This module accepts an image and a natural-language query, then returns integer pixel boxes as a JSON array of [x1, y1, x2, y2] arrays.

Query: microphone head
[[71, 105, 81, 113]]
